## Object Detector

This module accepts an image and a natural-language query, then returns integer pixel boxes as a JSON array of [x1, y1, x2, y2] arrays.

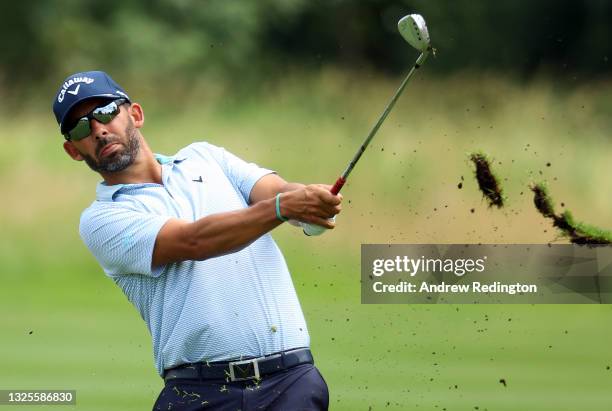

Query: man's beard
[[82, 119, 140, 173]]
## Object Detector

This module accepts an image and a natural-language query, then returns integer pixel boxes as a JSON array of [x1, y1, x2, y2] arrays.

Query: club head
[[398, 14, 430, 52]]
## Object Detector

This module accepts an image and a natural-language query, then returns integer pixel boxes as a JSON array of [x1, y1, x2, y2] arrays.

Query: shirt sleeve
[[79, 204, 171, 278], [195, 142, 275, 203]]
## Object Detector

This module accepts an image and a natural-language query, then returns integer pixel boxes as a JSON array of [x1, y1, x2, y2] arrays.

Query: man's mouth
[[99, 143, 120, 158]]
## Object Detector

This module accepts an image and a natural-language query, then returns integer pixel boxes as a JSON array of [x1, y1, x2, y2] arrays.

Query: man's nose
[[90, 119, 109, 139]]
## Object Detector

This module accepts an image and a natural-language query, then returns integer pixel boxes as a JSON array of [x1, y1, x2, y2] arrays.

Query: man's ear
[[63, 141, 84, 161], [128, 103, 144, 128]]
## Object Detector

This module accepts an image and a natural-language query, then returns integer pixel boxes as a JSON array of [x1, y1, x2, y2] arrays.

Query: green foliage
[[30, 1, 263, 80], [1, 1, 611, 92]]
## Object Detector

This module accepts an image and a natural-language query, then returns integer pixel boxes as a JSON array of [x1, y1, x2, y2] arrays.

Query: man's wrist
[[278, 182, 305, 193], [275, 193, 289, 222]]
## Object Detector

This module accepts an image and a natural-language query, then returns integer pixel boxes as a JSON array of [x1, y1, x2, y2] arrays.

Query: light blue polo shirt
[[79, 142, 310, 376]]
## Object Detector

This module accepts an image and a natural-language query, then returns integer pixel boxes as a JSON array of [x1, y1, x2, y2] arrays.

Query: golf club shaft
[[330, 51, 430, 195]]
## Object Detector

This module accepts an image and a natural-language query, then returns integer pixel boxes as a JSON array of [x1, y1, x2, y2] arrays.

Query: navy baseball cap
[[52, 70, 131, 134]]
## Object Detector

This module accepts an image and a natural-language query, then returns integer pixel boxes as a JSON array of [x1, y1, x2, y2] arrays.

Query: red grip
[[330, 177, 346, 195]]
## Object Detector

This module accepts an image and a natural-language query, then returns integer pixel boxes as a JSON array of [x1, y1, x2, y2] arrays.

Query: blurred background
[[1, 1, 611, 410]]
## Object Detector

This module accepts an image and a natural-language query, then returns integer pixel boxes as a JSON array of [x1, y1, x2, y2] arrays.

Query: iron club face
[[398, 14, 431, 52]]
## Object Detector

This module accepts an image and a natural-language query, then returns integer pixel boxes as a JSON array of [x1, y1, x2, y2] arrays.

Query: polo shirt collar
[[155, 153, 187, 165], [95, 153, 187, 201]]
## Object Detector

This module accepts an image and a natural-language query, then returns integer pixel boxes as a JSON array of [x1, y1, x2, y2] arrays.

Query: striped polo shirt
[[79, 142, 309, 376]]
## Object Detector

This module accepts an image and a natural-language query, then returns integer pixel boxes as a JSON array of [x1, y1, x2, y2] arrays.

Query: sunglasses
[[64, 98, 127, 141]]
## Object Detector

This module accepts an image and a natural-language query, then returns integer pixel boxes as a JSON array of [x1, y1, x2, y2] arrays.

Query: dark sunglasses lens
[[92, 101, 120, 124], [67, 118, 91, 141], [64, 99, 124, 140]]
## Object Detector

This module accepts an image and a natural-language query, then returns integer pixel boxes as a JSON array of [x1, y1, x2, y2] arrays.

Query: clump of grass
[[530, 183, 555, 218], [469, 151, 504, 208], [530, 182, 612, 244]]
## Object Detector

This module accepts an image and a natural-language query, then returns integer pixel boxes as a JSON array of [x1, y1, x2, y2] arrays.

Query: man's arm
[[152, 182, 342, 267], [248, 173, 303, 204], [152, 197, 281, 267]]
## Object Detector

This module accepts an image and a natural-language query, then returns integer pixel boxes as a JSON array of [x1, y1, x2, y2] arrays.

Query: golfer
[[52, 71, 341, 410]]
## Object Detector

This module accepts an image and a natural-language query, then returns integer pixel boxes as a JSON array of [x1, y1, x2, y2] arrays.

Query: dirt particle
[[458, 182, 463, 189]]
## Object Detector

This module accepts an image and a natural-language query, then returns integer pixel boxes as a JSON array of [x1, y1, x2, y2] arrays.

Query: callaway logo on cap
[[52, 70, 130, 134]]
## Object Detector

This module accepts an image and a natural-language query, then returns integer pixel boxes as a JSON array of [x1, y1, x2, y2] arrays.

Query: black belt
[[163, 348, 313, 382]]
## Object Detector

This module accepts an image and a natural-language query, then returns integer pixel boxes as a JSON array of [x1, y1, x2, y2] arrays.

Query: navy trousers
[[153, 364, 329, 411]]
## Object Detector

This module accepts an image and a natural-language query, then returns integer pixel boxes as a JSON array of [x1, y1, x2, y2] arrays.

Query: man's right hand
[[279, 184, 343, 229]]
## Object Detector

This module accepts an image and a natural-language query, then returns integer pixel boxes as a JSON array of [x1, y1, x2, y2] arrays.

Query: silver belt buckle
[[228, 358, 260, 382]]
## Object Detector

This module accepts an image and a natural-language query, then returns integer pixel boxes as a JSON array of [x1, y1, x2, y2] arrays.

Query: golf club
[[302, 14, 432, 236], [330, 14, 432, 195]]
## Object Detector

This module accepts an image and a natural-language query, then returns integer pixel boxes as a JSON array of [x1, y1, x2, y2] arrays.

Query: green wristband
[[275, 193, 288, 222]]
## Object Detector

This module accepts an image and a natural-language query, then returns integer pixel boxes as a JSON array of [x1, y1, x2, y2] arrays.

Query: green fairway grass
[[1, 71, 611, 410]]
